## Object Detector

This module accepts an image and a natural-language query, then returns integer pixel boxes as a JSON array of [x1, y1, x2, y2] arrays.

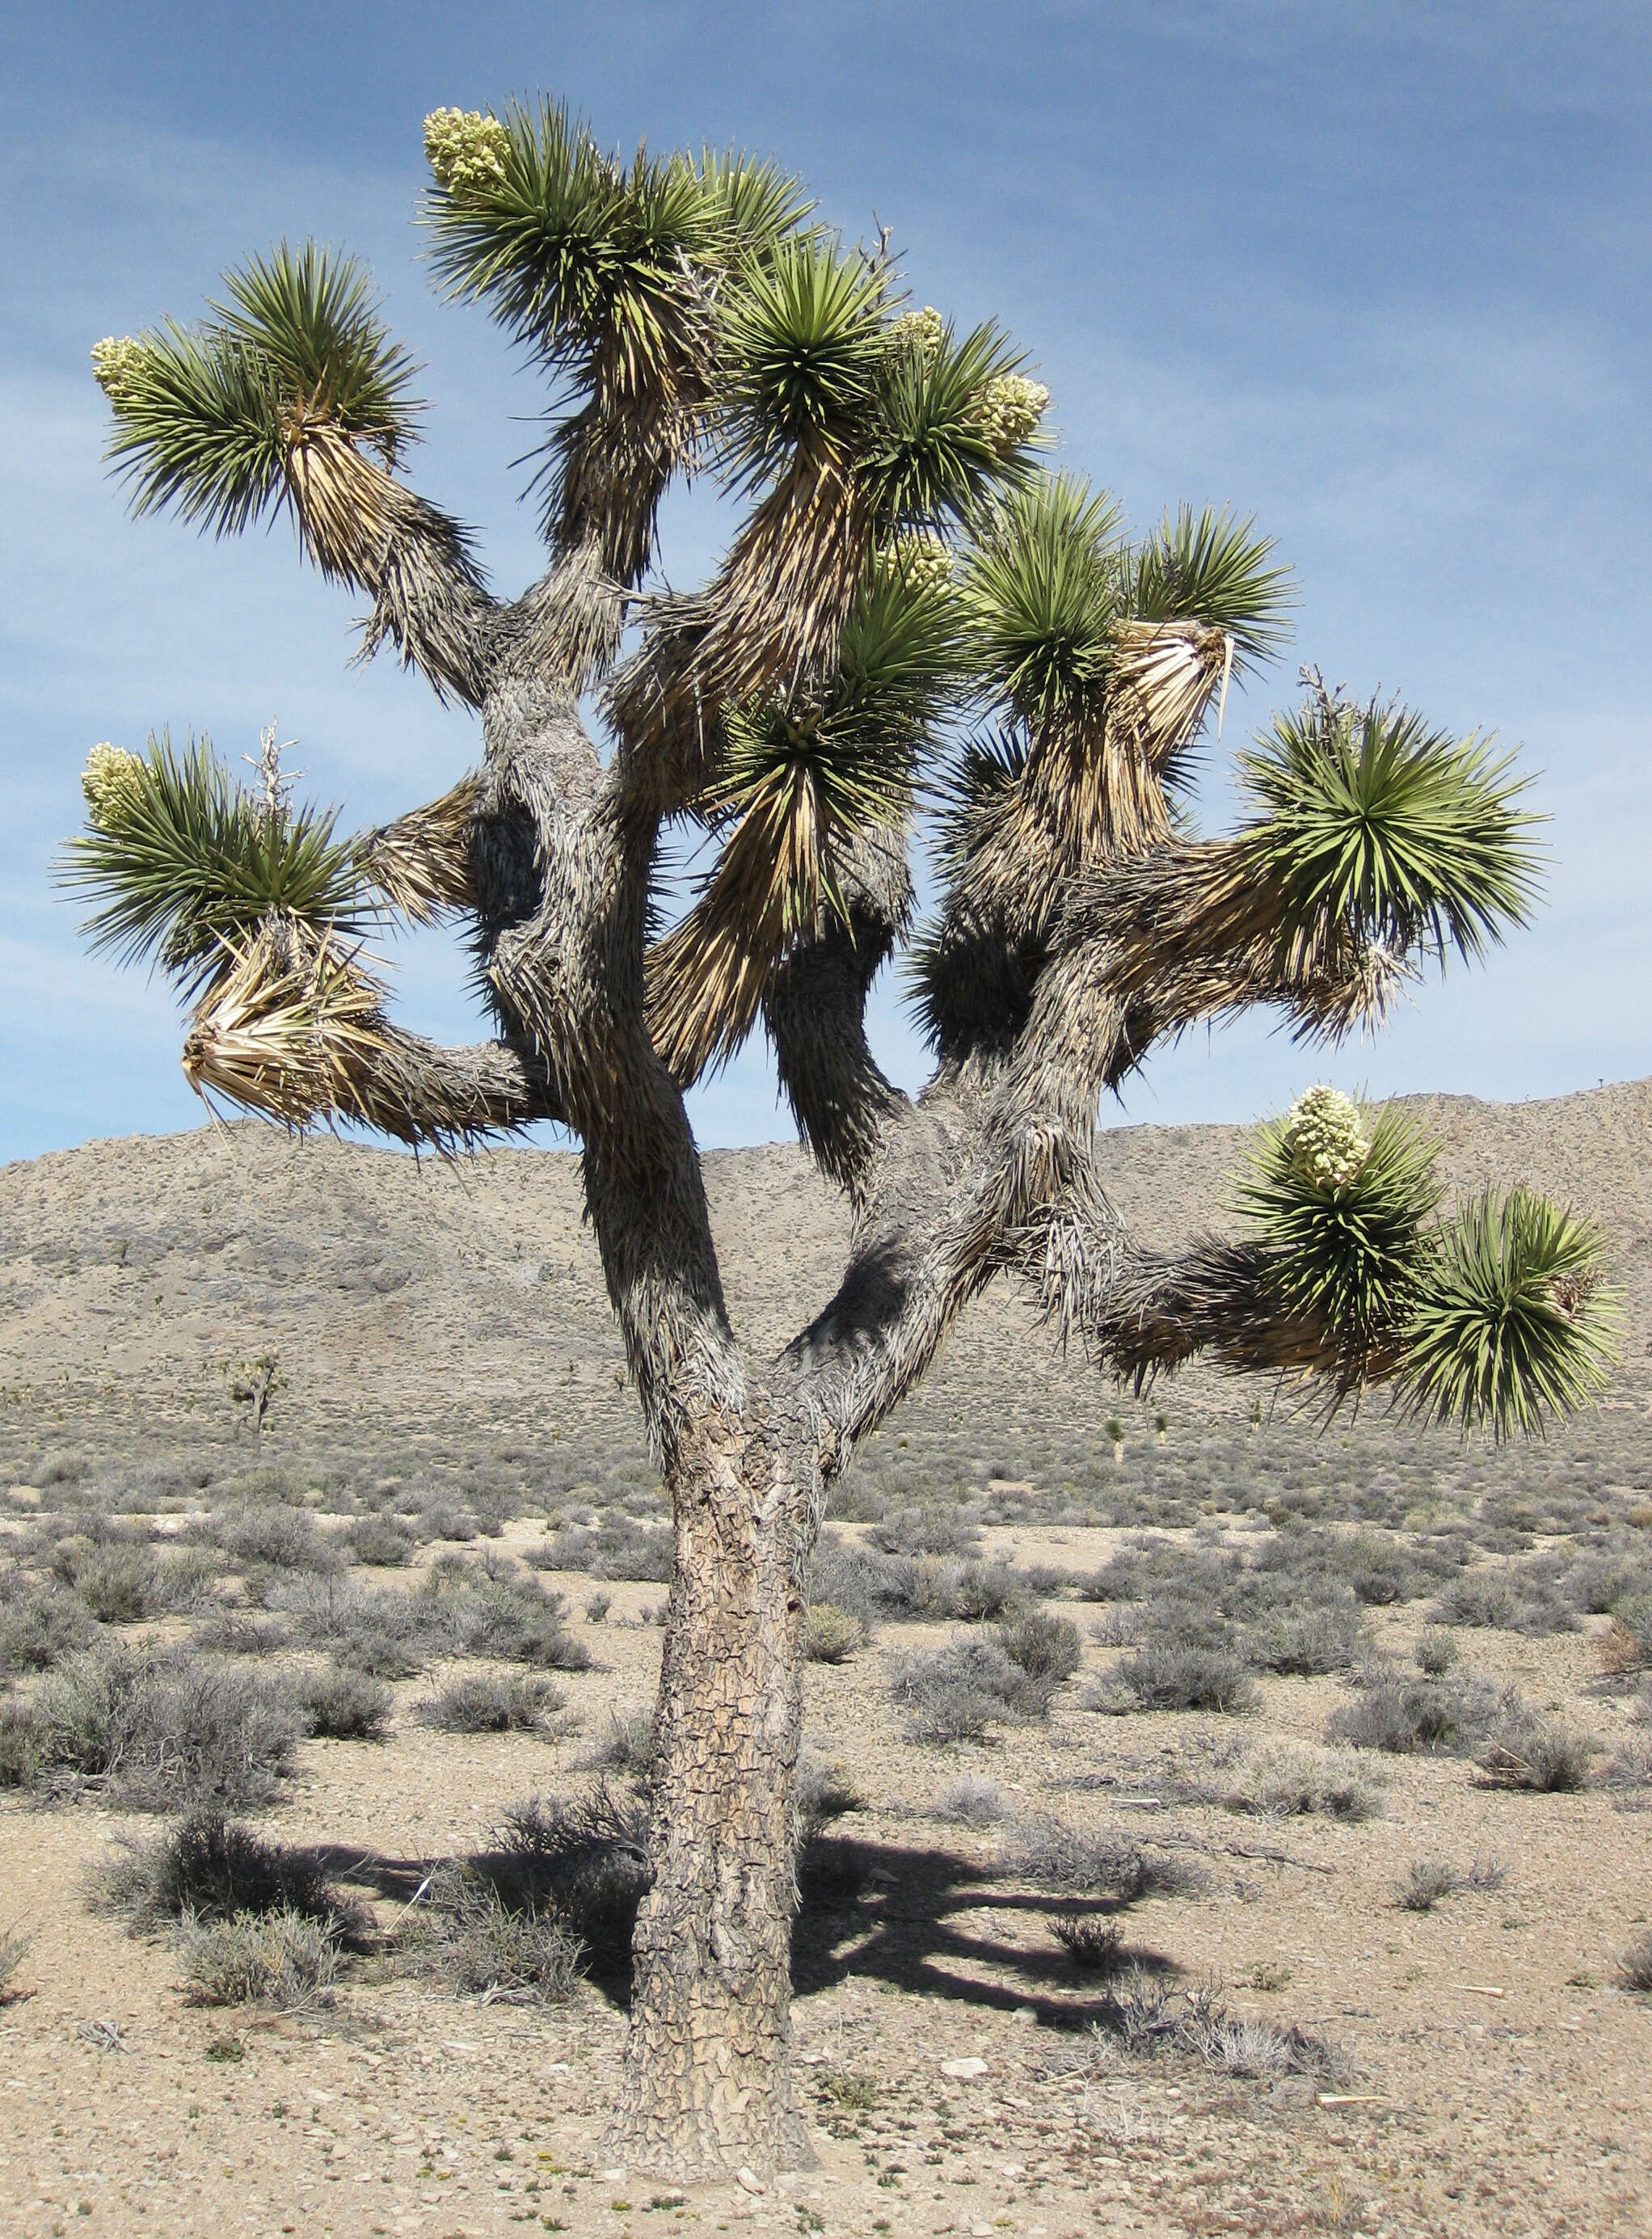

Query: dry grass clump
[[190, 1611, 289, 1656], [806, 1602, 867, 1663], [932, 1776, 1006, 1826], [180, 1907, 342, 2011], [794, 1753, 864, 1841], [297, 1665, 392, 1739], [1414, 1626, 1458, 1675], [98, 1811, 358, 1932], [1397, 1855, 1507, 1912], [0, 1586, 99, 1674], [1602, 1597, 1652, 1676], [0, 1646, 299, 1809], [419, 1672, 567, 1733], [1001, 1813, 1207, 1901], [1222, 1739, 1385, 1822], [398, 1866, 584, 2005], [888, 1638, 1054, 1742], [1089, 1642, 1257, 1714]]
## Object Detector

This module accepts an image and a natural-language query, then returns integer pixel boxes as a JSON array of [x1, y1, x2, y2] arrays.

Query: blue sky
[[3, 2, 1647, 1163]]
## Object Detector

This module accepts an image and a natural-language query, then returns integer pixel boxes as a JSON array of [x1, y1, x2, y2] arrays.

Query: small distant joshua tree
[[65, 100, 1613, 2178], [227, 1349, 285, 1448]]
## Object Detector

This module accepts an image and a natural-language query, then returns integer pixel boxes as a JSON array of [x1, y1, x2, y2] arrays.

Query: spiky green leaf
[[58, 732, 370, 1000], [1236, 1100, 1443, 1361], [960, 474, 1123, 727], [717, 237, 890, 487], [1237, 694, 1545, 965], [1399, 1189, 1616, 1441], [1127, 506, 1292, 666], [863, 318, 1038, 528]]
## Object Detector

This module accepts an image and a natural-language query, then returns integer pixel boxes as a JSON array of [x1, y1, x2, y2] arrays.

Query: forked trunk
[[605, 1406, 819, 2183]]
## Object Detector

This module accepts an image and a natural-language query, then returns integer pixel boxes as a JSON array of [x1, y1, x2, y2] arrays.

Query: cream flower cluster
[[82, 743, 144, 832], [91, 336, 146, 402], [424, 108, 510, 198], [1283, 1085, 1372, 1194], [883, 531, 953, 592], [886, 305, 946, 356], [971, 373, 1050, 453]]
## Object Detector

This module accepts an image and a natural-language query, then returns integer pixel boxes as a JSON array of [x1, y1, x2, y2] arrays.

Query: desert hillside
[[0, 1078, 1646, 1524]]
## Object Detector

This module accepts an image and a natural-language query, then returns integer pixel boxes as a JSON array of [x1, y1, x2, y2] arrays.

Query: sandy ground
[[4, 1520, 1651, 2239]]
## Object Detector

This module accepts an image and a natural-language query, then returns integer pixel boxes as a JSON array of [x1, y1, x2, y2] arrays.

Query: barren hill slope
[[0, 1079, 1646, 1520]]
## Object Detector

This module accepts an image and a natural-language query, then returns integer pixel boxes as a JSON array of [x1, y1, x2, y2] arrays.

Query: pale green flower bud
[[971, 373, 1050, 453], [1284, 1085, 1372, 1194], [424, 108, 510, 200], [887, 306, 946, 357], [82, 743, 145, 832], [91, 336, 146, 402], [882, 531, 953, 592]]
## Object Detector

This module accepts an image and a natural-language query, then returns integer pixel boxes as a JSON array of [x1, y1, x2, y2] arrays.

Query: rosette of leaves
[[1399, 1189, 1615, 1440], [93, 242, 428, 569], [1234, 1098, 1443, 1387], [61, 732, 371, 1001], [1233, 689, 1544, 969]]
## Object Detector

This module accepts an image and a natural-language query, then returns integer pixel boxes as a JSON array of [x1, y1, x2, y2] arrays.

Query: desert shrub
[[1326, 1672, 1505, 1757], [0, 1925, 30, 2001], [298, 1666, 392, 1740], [419, 1673, 566, 1733], [889, 1638, 1052, 1742], [495, 1787, 654, 1964], [1001, 1814, 1206, 1900], [1223, 1740, 1384, 1823], [218, 1504, 341, 1573], [868, 1507, 982, 1559], [1603, 1597, 1652, 1675], [1476, 1720, 1592, 1793], [1434, 1564, 1576, 1637], [1397, 1858, 1460, 1912], [1397, 1854, 1507, 1911], [1599, 1735, 1652, 1790], [0, 1587, 98, 1674], [1415, 1626, 1458, 1676], [6, 1645, 299, 1808], [806, 1603, 866, 1663], [582, 1707, 657, 1782], [1619, 1934, 1652, 1993], [400, 1866, 583, 2003], [73, 1545, 166, 1623], [1051, 1915, 1124, 1972], [99, 1811, 352, 1929], [271, 1577, 432, 1677], [1563, 1548, 1651, 1615], [584, 1591, 612, 1623], [794, 1754, 864, 1841], [1244, 1602, 1363, 1676], [539, 1519, 672, 1582], [807, 1536, 896, 1630], [950, 1559, 1024, 1621], [417, 1500, 478, 1543], [1101, 1642, 1256, 1714], [345, 1516, 416, 1567], [933, 1776, 1006, 1825], [181, 1907, 340, 2010], [190, 1611, 289, 1655], [997, 1609, 1081, 1683]]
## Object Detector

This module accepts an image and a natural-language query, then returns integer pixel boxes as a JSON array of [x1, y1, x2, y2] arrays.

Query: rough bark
[[606, 1403, 820, 2182]]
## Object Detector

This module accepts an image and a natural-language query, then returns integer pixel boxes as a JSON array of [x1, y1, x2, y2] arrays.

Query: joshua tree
[[66, 100, 1613, 2179]]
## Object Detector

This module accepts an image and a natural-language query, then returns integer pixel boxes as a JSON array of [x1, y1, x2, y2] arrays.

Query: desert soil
[[2, 1083, 1650, 2237]]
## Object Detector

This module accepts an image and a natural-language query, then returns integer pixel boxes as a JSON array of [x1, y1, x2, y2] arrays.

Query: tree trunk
[[605, 1405, 818, 2183]]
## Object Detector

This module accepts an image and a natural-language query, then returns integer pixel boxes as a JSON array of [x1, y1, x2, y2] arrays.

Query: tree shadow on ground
[[312, 1825, 1181, 2022]]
